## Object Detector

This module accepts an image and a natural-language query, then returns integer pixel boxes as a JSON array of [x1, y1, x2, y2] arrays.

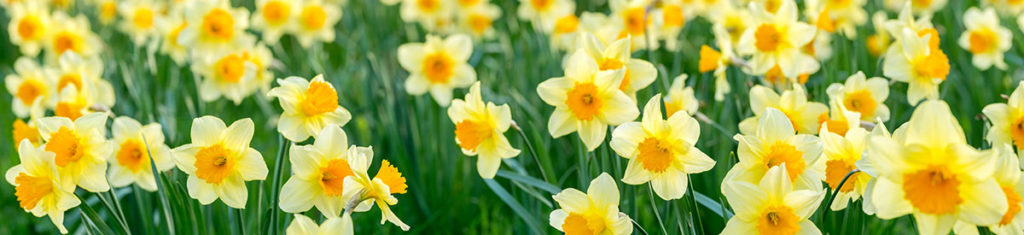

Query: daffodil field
[[4, 0, 1024, 234]]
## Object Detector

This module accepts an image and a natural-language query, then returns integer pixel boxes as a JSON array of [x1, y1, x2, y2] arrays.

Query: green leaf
[[495, 170, 560, 195], [483, 179, 544, 234], [694, 191, 734, 219], [80, 201, 117, 235]]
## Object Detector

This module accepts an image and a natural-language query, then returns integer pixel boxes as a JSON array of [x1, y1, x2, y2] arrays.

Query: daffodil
[[610, 95, 715, 200], [267, 74, 352, 142], [13, 118, 41, 147], [37, 113, 110, 192], [825, 72, 890, 122], [158, 12, 190, 64], [458, 3, 501, 40], [291, 0, 341, 48], [400, 0, 452, 31], [5, 57, 55, 118], [537, 51, 639, 151], [118, 0, 162, 45], [177, 0, 252, 56], [5, 140, 80, 234], [884, 0, 947, 15], [53, 80, 102, 121], [517, 0, 574, 32], [985, 145, 1024, 234], [805, 0, 867, 38], [7, 1, 51, 56], [280, 125, 367, 217], [549, 173, 633, 234], [701, 25, 737, 101], [448, 82, 520, 178], [548, 14, 580, 51], [51, 52, 115, 108], [46, 12, 102, 61], [107, 117, 174, 191], [397, 34, 477, 106], [252, 0, 295, 43], [342, 154, 411, 231], [819, 117, 874, 211], [193, 48, 260, 104], [243, 43, 277, 92], [172, 116, 268, 208], [721, 165, 825, 234], [577, 33, 657, 99], [97, 0, 118, 25], [958, 7, 1012, 70], [884, 2, 935, 41], [739, 85, 828, 135], [984, 0, 1024, 16], [883, 28, 949, 104], [663, 74, 698, 117], [817, 93, 862, 137], [608, 0, 660, 51], [729, 107, 824, 191], [866, 100, 1006, 234], [984, 81, 1024, 164], [652, 0, 688, 51], [285, 213, 353, 235], [707, 3, 752, 45], [866, 12, 891, 57], [737, 0, 819, 78]]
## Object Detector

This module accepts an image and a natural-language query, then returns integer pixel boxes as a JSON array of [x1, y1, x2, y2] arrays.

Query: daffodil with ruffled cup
[[267, 74, 352, 142], [172, 116, 268, 208]]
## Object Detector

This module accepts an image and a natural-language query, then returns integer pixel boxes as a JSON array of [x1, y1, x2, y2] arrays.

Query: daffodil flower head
[[289, 0, 342, 48], [52, 51, 115, 108], [548, 172, 633, 234], [252, 0, 296, 44], [883, 27, 949, 104], [177, 0, 251, 56], [37, 113, 110, 192], [117, 0, 162, 46], [172, 116, 268, 208], [267, 74, 353, 142], [194, 47, 263, 104], [957, 7, 1013, 70], [7, 0, 51, 56], [818, 118, 873, 211], [5, 57, 55, 118], [5, 140, 80, 234], [739, 85, 828, 135], [984, 81, 1024, 162], [818, 87, 863, 137], [721, 165, 825, 234], [400, 0, 453, 30], [737, 0, 820, 78], [984, 144, 1024, 234], [458, 3, 502, 40], [107, 117, 175, 192], [663, 74, 699, 117], [448, 82, 520, 179], [517, 0, 575, 32], [285, 213, 353, 235], [577, 32, 657, 100], [884, 0, 947, 15], [45, 12, 102, 61], [13, 118, 42, 147], [804, 0, 868, 39], [730, 107, 825, 191], [158, 13, 190, 65], [825, 72, 890, 122], [609, 0, 660, 51], [280, 124, 367, 217], [342, 150, 411, 231], [398, 34, 477, 106]]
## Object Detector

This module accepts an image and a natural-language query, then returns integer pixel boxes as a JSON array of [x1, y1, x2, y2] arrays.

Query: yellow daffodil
[[548, 14, 580, 51], [172, 116, 268, 208], [729, 108, 824, 191], [448, 82, 520, 179], [819, 118, 873, 211], [458, 3, 501, 40], [177, 0, 251, 55], [53, 79, 101, 121], [46, 12, 102, 61], [577, 33, 657, 99], [652, 0, 688, 51], [983, 0, 1024, 16], [866, 100, 1006, 234], [537, 51, 639, 151], [739, 85, 828, 135], [13, 118, 42, 147], [107, 117, 174, 191], [5, 140, 79, 234], [118, 0, 162, 45], [867, 12, 891, 57], [802, 30, 833, 62], [805, 0, 867, 38], [37, 113, 110, 192], [243, 43, 277, 92], [158, 12, 190, 64], [286, 213, 353, 235], [549, 173, 633, 234], [397, 34, 477, 106], [342, 155, 411, 231], [985, 145, 1024, 234], [825, 72, 890, 122], [400, 0, 452, 31], [291, 0, 341, 48], [702, 26, 738, 101], [885, 0, 947, 15], [252, 0, 295, 44], [884, 3, 935, 41], [721, 165, 825, 234], [194, 48, 260, 104], [609, 0, 660, 51], [611, 95, 715, 200], [817, 92, 862, 137], [5, 57, 55, 118], [51, 52, 115, 108], [517, 0, 574, 32], [983, 81, 1024, 164], [707, 3, 752, 45], [7, 1, 51, 56], [958, 7, 1013, 70], [883, 28, 949, 104], [97, 0, 118, 25], [267, 74, 352, 142], [663, 74, 699, 117], [280, 125, 368, 216], [737, 0, 819, 78]]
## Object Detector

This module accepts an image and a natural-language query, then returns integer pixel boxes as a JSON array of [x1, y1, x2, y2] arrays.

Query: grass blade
[[483, 178, 543, 234]]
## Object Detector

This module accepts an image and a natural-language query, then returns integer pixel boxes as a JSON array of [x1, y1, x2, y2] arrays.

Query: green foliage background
[[0, 0, 1022, 234]]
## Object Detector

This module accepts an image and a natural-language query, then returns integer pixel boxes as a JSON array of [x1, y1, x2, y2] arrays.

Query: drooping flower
[[958, 7, 1013, 70], [342, 155, 411, 231], [397, 34, 477, 106], [267, 74, 352, 142], [737, 0, 819, 78], [662, 74, 699, 117], [729, 107, 824, 191], [172, 116, 268, 208], [610, 95, 715, 200], [285, 213, 353, 235], [5, 140, 80, 234], [7, 1, 51, 56], [448, 82, 520, 179], [5, 57, 55, 118], [739, 85, 828, 135], [576, 33, 657, 100], [107, 117, 175, 192], [720, 165, 825, 234], [37, 113, 110, 192], [825, 72, 890, 122], [280, 125, 367, 217], [548, 173, 633, 234]]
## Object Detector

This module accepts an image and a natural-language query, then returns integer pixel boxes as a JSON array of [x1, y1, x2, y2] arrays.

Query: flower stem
[[512, 122, 551, 183], [266, 135, 290, 234], [823, 169, 861, 223]]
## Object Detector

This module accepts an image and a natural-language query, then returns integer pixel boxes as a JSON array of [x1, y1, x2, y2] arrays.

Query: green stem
[[647, 185, 668, 235], [511, 122, 550, 183], [234, 207, 245, 234], [823, 169, 861, 223], [266, 135, 290, 234]]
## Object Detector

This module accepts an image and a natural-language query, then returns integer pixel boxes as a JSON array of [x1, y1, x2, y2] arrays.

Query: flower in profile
[[5, 57, 55, 118], [172, 116, 268, 208], [342, 155, 411, 231], [866, 12, 891, 57], [577, 33, 657, 100], [193, 48, 260, 104], [447, 82, 519, 179], [291, 0, 341, 48], [721, 165, 825, 234], [37, 113, 110, 192], [729, 108, 824, 191], [118, 0, 162, 45], [13, 118, 41, 147], [537, 51, 639, 151], [958, 7, 1012, 70], [267, 74, 352, 142], [738, 85, 828, 135], [517, 0, 574, 32], [883, 28, 948, 104], [866, 100, 1006, 234], [611, 95, 715, 200], [700, 25, 737, 101], [280, 125, 367, 217], [983, 81, 1024, 163], [982, 145, 1024, 234], [818, 117, 873, 211], [177, 0, 252, 55], [285, 213, 353, 235], [158, 12, 190, 64], [737, 0, 819, 78], [252, 0, 295, 44], [5, 140, 79, 234], [7, 1, 51, 56], [107, 117, 174, 192], [662, 74, 699, 117], [398, 34, 477, 106], [548, 173, 633, 234], [46, 12, 102, 61], [825, 72, 890, 122]]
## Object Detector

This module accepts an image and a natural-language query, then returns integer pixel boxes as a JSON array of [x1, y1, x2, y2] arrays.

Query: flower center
[[117, 139, 148, 173], [15, 79, 43, 106], [101, 2, 117, 20], [968, 28, 996, 54], [1000, 185, 1022, 225], [565, 82, 604, 121], [699, 45, 722, 73], [912, 50, 949, 79], [375, 160, 407, 194], [201, 9, 234, 41], [913, 0, 933, 7], [55, 100, 87, 121], [468, 13, 492, 34], [844, 89, 876, 118], [554, 15, 579, 34], [58, 73, 83, 92], [262, 1, 290, 25], [417, 0, 439, 12], [13, 119, 40, 145], [902, 165, 962, 214], [215, 54, 246, 83], [756, 206, 800, 235], [319, 158, 354, 197], [562, 212, 606, 234], [623, 7, 647, 35], [17, 15, 42, 39], [818, 114, 849, 136], [46, 126, 85, 167], [637, 137, 676, 173], [300, 80, 339, 116], [763, 142, 805, 181], [194, 144, 236, 184], [458, 0, 481, 6], [764, 0, 782, 13], [455, 119, 492, 151], [755, 24, 783, 52], [530, 0, 551, 11], [825, 160, 858, 193], [422, 52, 455, 83], [916, 28, 941, 49], [14, 173, 52, 210], [301, 5, 327, 30], [662, 5, 684, 27], [53, 31, 80, 55], [133, 8, 154, 28], [1010, 117, 1024, 150]]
